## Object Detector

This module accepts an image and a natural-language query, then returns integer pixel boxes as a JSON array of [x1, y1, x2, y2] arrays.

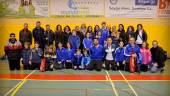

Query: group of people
[[4, 21, 167, 73]]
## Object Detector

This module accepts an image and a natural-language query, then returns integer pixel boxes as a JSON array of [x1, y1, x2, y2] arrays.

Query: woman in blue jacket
[[83, 32, 93, 50], [68, 29, 80, 50]]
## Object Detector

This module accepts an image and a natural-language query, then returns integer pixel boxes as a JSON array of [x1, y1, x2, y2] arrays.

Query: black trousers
[[88, 60, 103, 71], [8, 59, 20, 70], [23, 65, 31, 70], [65, 62, 73, 69], [105, 60, 116, 70], [116, 61, 124, 70], [31, 63, 40, 70]]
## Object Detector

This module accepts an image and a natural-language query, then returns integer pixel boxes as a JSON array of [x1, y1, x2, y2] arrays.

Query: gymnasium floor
[[0, 60, 170, 96]]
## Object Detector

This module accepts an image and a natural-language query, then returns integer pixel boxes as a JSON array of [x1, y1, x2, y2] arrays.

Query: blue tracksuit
[[124, 44, 142, 64], [74, 54, 83, 66], [90, 45, 104, 60], [115, 47, 126, 62], [81, 55, 91, 68], [100, 28, 109, 40], [98, 36, 105, 46], [21, 49, 31, 65], [56, 48, 65, 62], [64, 48, 75, 62], [68, 35, 80, 49], [83, 38, 93, 49]]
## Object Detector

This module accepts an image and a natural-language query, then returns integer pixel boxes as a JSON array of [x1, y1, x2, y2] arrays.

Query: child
[[81, 49, 91, 69], [56, 42, 65, 69], [44, 46, 56, 71], [96, 31, 105, 46], [29, 42, 43, 70], [21, 42, 31, 70], [115, 41, 126, 70], [68, 29, 80, 50], [64, 42, 75, 69], [140, 42, 151, 71], [83, 32, 93, 50], [74, 49, 83, 70]]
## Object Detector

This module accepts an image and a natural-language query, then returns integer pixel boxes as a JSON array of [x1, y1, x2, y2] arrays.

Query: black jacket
[[135, 30, 147, 42], [150, 46, 164, 64], [55, 31, 63, 46], [44, 30, 55, 46], [62, 31, 71, 47], [19, 29, 32, 45]]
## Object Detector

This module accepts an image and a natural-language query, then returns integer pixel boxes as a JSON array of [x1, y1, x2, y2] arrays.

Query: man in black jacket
[[150, 40, 165, 72], [19, 23, 32, 47], [32, 21, 45, 50], [44, 24, 55, 47]]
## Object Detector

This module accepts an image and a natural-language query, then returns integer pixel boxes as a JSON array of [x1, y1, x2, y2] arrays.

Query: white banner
[[105, 0, 158, 18], [2, 0, 49, 17], [50, 0, 104, 16]]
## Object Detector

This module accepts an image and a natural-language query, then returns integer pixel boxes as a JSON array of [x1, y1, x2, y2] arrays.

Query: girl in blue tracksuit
[[115, 41, 126, 70], [96, 31, 105, 46], [124, 37, 142, 73], [83, 32, 93, 50], [64, 42, 75, 69], [81, 49, 91, 69], [56, 42, 65, 69], [100, 22, 110, 40], [74, 49, 83, 70], [68, 30, 80, 50]]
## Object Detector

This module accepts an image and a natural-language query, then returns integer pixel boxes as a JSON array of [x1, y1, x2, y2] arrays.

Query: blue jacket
[[30, 48, 43, 64], [64, 48, 75, 62], [68, 35, 80, 49], [104, 44, 117, 60], [100, 28, 109, 40], [124, 44, 142, 64], [90, 45, 104, 60], [83, 38, 93, 49], [98, 36, 105, 46], [74, 54, 83, 66], [115, 47, 126, 62], [21, 49, 31, 65], [56, 48, 65, 62], [81, 55, 91, 68]]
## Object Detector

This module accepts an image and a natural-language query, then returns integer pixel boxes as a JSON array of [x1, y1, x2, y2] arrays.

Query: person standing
[[4, 33, 22, 71], [44, 24, 55, 47]]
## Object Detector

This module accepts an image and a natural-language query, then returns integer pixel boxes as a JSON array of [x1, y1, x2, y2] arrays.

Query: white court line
[[119, 70, 138, 96], [105, 71, 119, 96], [4, 70, 36, 96]]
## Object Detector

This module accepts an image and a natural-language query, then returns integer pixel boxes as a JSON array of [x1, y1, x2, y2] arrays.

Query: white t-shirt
[[105, 46, 115, 60], [136, 30, 143, 44]]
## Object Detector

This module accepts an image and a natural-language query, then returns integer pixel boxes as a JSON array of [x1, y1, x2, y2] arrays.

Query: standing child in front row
[[74, 49, 83, 70], [29, 42, 43, 70], [56, 42, 65, 69], [115, 41, 126, 70], [81, 49, 91, 69], [21, 42, 31, 70], [44, 46, 56, 71]]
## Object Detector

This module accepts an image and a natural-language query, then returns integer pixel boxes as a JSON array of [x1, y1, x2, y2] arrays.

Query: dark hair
[[10, 33, 15, 37], [64, 25, 71, 32], [56, 24, 62, 31], [36, 21, 41, 23], [152, 40, 158, 44], [94, 25, 100, 33], [142, 41, 149, 49], [87, 26, 93, 33], [118, 24, 125, 31], [83, 49, 89, 54], [137, 24, 143, 29], [127, 26, 134, 32], [102, 22, 106, 25], [46, 24, 50, 27]]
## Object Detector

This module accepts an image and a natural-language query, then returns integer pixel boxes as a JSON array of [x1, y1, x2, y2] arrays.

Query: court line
[[1, 78, 170, 82], [4, 70, 36, 96], [105, 71, 119, 96], [119, 70, 138, 96]]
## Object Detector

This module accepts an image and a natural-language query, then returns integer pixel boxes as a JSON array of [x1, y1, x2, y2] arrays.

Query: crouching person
[[44, 46, 56, 71], [88, 38, 104, 71], [150, 40, 166, 73], [29, 42, 43, 70], [104, 37, 117, 70], [115, 41, 126, 70], [4, 33, 22, 71], [124, 37, 142, 73], [55, 42, 65, 69]]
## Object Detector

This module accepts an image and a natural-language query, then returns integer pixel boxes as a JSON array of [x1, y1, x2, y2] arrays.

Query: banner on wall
[[0, 0, 49, 17], [105, 0, 158, 18], [157, 0, 170, 18], [49, 0, 104, 16]]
